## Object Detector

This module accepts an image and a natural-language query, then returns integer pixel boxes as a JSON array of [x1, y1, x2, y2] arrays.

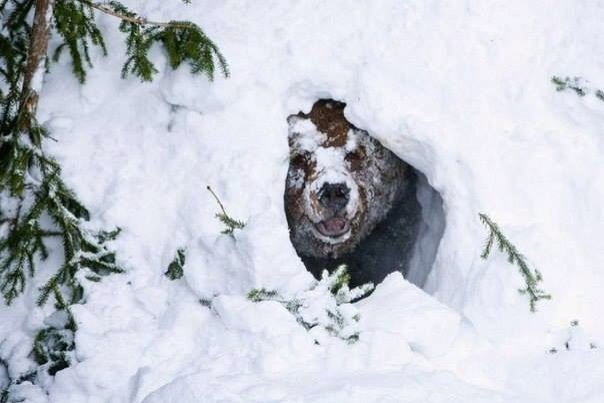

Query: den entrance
[[284, 99, 445, 289]]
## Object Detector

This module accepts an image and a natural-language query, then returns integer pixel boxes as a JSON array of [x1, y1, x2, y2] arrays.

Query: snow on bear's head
[[285, 99, 410, 259]]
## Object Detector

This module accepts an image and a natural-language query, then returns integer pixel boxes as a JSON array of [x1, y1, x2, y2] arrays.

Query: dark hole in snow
[[285, 99, 445, 289]]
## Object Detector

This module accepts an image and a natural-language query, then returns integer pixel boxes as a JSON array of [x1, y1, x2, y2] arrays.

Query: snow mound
[[357, 273, 461, 358], [142, 369, 511, 403]]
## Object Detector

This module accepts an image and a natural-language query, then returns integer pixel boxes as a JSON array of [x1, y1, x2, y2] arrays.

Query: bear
[[285, 99, 421, 287]]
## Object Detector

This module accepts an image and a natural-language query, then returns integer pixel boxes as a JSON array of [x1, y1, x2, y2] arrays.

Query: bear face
[[285, 100, 419, 285]]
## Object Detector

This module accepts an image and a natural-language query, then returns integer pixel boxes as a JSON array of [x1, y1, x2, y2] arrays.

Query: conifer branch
[[80, 0, 194, 28], [32, 325, 75, 375], [247, 266, 373, 343], [552, 76, 586, 96], [551, 75, 604, 103], [164, 247, 185, 280], [550, 74, 604, 103], [68, 0, 230, 82], [479, 213, 551, 312], [52, 0, 107, 83], [207, 185, 245, 236]]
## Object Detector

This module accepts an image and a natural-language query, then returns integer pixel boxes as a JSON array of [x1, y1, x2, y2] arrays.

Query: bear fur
[[284, 99, 421, 287]]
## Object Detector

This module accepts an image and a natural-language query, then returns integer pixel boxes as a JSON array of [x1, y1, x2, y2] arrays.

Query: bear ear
[[287, 115, 300, 126]]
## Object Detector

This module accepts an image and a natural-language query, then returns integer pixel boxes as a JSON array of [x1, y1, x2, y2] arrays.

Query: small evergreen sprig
[[206, 186, 245, 236], [551, 75, 604, 102], [247, 288, 279, 302], [248, 265, 374, 343], [32, 325, 74, 376], [479, 213, 551, 312], [164, 247, 185, 280], [552, 76, 587, 96]]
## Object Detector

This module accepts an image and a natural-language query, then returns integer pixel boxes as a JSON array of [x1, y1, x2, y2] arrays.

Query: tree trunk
[[20, 0, 53, 125]]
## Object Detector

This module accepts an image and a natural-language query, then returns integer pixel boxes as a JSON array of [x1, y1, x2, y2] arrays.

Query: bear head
[[285, 99, 411, 260]]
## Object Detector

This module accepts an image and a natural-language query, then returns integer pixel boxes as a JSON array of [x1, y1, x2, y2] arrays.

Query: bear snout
[[318, 182, 350, 213]]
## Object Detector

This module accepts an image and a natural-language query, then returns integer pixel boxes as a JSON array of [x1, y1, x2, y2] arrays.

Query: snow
[[357, 273, 461, 358], [406, 172, 446, 288], [2, 0, 604, 402]]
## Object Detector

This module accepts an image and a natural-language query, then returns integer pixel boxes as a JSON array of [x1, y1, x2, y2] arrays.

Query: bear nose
[[318, 183, 350, 211]]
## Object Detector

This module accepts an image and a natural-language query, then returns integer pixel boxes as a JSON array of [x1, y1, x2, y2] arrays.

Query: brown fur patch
[[296, 100, 352, 147]]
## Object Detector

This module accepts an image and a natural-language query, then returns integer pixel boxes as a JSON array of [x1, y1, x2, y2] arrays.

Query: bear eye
[[345, 151, 362, 166], [345, 151, 360, 161]]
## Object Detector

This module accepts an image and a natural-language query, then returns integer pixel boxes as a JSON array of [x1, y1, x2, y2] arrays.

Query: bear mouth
[[314, 217, 350, 238]]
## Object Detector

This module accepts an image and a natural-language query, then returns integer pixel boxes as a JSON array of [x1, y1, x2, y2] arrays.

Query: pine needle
[[247, 266, 373, 343], [479, 213, 551, 312], [164, 248, 185, 280], [206, 185, 245, 236], [551, 76, 586, 97]]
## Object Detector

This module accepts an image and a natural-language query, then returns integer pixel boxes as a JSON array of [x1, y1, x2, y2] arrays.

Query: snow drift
[[1, 0, 604, 402]]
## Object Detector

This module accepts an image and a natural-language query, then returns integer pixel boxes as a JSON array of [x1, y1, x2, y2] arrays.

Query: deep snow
[[2, 0, 604, 402]]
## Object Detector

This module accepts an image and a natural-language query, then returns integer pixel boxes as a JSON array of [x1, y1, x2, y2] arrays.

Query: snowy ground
[[2, 0, 604, 402]]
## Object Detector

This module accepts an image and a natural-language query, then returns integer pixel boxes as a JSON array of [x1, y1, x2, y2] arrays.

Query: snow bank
[[1, 0, 604, 402], [357, 273, 461, 358]]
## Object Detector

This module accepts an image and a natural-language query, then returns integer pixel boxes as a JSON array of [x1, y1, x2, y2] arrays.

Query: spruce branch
[[82, 0, 198, 28], [0, 166, 123, 305], [206, 185, 245, 236], [74, 0, 230, 82], [164, 247, 185, 280], [479, 213, 551, 312], [52, 0, 107, 83], [328, 265, 351, 295], [551, 75, 604, 103], [32, 325, 74, 376], [247, 266, 373, 343], [551, 76, 586, 96], [247, 288, 314, 331], [47, 0, 230, 82], [247, 288, 280, 302]]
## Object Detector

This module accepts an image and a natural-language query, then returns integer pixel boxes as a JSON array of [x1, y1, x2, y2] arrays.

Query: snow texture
[[1, 0, 604, 402]]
